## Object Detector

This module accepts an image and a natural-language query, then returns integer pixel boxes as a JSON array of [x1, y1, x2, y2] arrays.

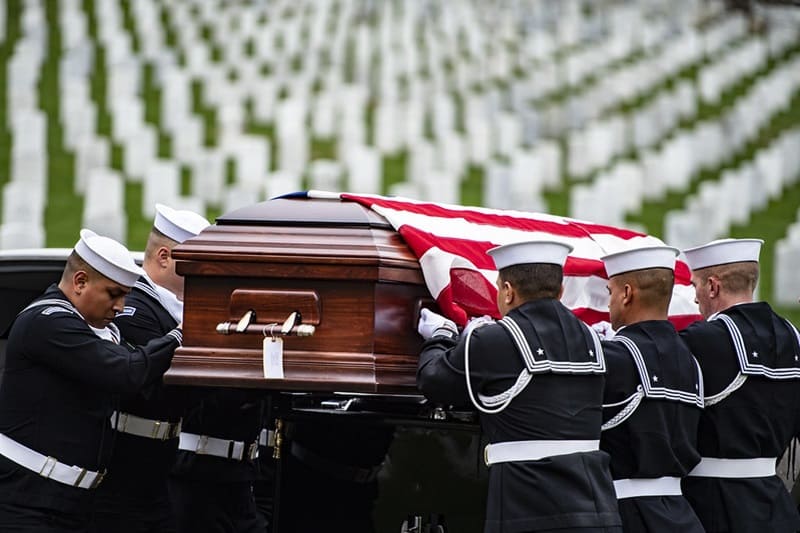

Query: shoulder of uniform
[[474, 321, 514, 344], [22, 298, 78, 319], [38, 305, 75, 316], [599, 338, 631, 363], [123, 289, 159, 312], [131, 282, 159, 301]]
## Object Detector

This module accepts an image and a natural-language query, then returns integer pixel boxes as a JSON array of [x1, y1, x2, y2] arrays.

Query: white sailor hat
[[682, 238, 763, 270], [487, 240, 573, 270], [602, 245, 679, 277], [74, 229, 144, 287], [153, 204, 210, 244]]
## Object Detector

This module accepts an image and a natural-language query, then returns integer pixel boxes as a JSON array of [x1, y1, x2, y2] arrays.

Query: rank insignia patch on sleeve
[[116, 306, 137, 318], [40, 306, 72, 316]]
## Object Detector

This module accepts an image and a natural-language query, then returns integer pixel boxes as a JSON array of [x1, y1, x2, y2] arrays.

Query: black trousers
[[90, 483, 177, 533], [277, 453, 379, 533], [167, 478, 265, 533], [0, 502, 89, 532]]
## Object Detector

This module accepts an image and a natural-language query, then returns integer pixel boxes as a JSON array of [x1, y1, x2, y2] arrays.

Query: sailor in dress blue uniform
[[598, 245, 704, 532], [679, 238, 800, 533], [91, 205, 210, 533], [0, 230, 182, 532], [417, 240, 622, 533]]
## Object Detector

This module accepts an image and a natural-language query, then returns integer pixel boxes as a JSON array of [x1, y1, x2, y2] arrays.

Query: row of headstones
[[3, 0, 49, 250], [19, 0, 743, 131], [50, 0, 744, 186], [168, 0, 673, 71], [572, 53, 800, 231], [54, 3, 790, 149], [61, 11, 770, 203], [666, 124, 800, 253], [17, 7, 792, 234], [4, 0, 784, 187], [566, 27, 800, 182], [143, 0, 714, 116], [0, 0, 6, 44], [774, 197, 800, 306], [159, 0, 720, 109], [0, 0, 780, 245], [165, 9, 771, 172]]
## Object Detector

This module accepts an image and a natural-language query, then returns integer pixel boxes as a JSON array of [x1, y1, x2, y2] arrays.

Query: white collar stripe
[[134, 280, 159, 300], [499, 317, 538, 370], [499, 317, 605, 374], [613, 335, 703, 407], [715, 314, 800, 379], [22, 298, 78, 315]]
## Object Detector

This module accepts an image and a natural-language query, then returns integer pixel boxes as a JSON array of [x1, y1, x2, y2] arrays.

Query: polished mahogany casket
[[166, 197, 433, 394]]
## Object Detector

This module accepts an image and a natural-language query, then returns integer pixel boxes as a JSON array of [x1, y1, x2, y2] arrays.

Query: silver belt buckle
[[248, 442, 259, 460], [90, 469, 106, 489], [195, 435, 209, 455], [73, 468, 87, 487], [168, 421, 182, 440], [38, 456, 58, 478]]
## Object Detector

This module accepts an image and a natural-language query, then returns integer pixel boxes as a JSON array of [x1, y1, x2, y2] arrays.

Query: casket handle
[[216, 310, 316, 337]]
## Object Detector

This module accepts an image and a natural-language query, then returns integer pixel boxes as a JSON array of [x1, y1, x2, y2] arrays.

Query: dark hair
[[615, 268, 674, 311], [62, 250, 98, 280], [499, 263, 563, 301]]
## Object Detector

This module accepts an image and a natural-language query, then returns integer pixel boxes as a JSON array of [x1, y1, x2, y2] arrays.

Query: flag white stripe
[[373, 206, 663, 260], [420, 247, 699, 317]]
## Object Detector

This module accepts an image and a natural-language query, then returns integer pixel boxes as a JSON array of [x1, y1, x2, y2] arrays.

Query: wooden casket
[[166, 197, 433, 394]]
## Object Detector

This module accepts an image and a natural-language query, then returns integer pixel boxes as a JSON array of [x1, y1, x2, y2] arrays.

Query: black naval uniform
[[279, 419, 395, 533], [168, 389, 264, 533], [680, 302, 800, 533], [91, 277, 186, 533], [418, 299, 622, 533], [0, 285, 181, 532], [600, 320, 704, 533]]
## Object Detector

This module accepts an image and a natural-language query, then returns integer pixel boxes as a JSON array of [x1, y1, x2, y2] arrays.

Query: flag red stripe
[[342, 194, 646, 240], [333, 193, 700, 326], [401, 226, 609, 277]]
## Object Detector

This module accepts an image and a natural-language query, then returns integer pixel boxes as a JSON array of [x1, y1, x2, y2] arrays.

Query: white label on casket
[[263, 337, 285, 379]]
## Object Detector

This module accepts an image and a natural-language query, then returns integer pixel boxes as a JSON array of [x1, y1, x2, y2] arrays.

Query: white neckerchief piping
[[139, 273, 183, 324]]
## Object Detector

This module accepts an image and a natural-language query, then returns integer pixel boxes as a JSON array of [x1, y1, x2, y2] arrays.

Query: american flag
[[304, 191, 702, 329]]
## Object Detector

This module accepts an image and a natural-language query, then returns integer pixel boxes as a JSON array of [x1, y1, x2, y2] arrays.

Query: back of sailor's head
[[487, 240, 573, 300], [682, 238, 763, 271], [683, 238, 762, 295], [601, 245, 678, 308]]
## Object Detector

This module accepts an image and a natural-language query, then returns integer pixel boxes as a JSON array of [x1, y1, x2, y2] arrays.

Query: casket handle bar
[[216, 310, 316, 337]]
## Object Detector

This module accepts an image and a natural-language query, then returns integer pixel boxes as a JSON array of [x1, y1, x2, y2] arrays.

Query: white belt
[[258, 428, 275, 448], [178, 432, 259, 461], [110, 411, 181, 441], [687, 457, 776, 478], [0, 433, 105, 490], [484, 439, 600, 466], [614, 477, 682, 499]]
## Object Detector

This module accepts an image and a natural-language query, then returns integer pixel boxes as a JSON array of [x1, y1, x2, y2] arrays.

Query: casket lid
[[172, 197, 420, 274], [217, 198, 391, 229]]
